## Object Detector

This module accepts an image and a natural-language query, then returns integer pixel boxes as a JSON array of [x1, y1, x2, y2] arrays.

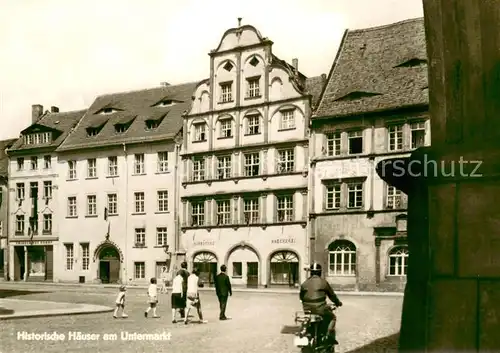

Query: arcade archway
[[269, 250, 299, 286], [192, 251, 217, 286]]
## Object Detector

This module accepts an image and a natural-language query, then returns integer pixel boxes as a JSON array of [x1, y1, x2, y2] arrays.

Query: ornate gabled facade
[[6, 106, 86, 282], [180, 20, 325, 287], [54, 82, 199, 284], [0, 138, 16, 280], [309, 18, 429, 291]]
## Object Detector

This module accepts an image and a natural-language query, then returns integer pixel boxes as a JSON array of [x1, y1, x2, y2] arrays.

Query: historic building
[[0, 138, 17, 280], [309, 18, 429, 291], [6, 106, 86, 281], [180, 20, 325, 287], [54, 82, 198, 284]]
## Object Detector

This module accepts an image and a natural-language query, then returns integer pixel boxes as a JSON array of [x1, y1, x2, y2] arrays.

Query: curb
[[0, 282, 404, 297], [0, 299, 114, 320]]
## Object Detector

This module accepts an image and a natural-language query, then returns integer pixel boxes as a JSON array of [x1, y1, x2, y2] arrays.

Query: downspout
[[173, 143, 180, 263], [122, 143, 129, 284]]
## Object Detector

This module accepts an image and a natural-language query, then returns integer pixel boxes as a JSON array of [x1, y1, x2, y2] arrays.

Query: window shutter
[[272, 194, 277, 223], [292, 192, 297, 222], [187, 201, 192, 226]]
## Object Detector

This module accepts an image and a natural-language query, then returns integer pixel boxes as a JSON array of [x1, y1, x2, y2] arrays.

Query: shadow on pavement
[[0, 289, 51, 298], [345, 332, 399, 353]]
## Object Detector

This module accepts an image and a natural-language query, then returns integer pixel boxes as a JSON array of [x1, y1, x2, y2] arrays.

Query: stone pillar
[[23, 246, 28, 282], [377, 1, 500, 351]]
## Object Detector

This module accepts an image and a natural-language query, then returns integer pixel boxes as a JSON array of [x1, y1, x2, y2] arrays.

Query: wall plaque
[[194, 240, 215, 246], [271, 238, 296, 244]]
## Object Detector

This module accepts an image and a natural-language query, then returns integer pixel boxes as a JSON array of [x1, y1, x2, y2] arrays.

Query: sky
[[0, 0, 424, 140]]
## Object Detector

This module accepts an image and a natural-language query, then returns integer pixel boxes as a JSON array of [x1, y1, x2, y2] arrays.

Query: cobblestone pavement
[[0, 284, 402, 353]]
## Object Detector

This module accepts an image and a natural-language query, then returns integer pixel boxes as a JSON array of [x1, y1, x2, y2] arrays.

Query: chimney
[[160, 82, 170, 87], [51, 106, 59, 113], [292, 58, 298, 71], [321, 73, 327, 83], [238, 17, 242, 27], [32, 104, 43, 124]]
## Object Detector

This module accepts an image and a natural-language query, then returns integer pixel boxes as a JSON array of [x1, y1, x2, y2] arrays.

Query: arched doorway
[[193, 251, 217, 287], [98, 246, 120, 284], [227, 245, 259, 288], [270, 251, 299, 287]]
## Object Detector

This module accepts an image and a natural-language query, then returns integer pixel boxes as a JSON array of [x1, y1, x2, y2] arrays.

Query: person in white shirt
[[184, 268, 207, 324], [171, 271, 184, 323], [113, 285, 128, 318], [145, 277, 159, 318]]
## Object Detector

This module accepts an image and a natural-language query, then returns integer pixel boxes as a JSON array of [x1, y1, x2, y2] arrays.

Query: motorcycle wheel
[[300, 347, 313, 353]]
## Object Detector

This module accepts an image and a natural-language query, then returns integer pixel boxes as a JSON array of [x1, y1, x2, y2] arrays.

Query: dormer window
[[86, 128, 99, 137], [193, 123, 206, 142], [145, 120, 160, 130], [99, 107, 118, 115], [115, 124, 128, 133]]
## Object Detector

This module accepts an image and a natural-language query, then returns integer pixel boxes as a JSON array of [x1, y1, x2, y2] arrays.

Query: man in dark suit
[[214, 264, 232, 320], [177, 261, 190, 319]]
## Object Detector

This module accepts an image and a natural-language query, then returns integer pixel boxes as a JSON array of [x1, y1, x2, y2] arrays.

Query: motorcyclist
[[299, 262, 342, 345]]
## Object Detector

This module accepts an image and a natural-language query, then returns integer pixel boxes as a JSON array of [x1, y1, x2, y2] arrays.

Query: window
[[277, 149, 294, 173], [220, 119, 232, 138], [43, 214, 52, 232], [30, 157, 38, 170], [246, 115, 260, 135], [191, 201, 205, 226], [115, 124, 127, 133], [280, 109, 295, 130], [194, 123, 207, 142], [326, 132, 341, 156], [192, 157, 205, 181], [232, 262, 242, 277], [411, 122, 426, 148], [156, 227, 167, 246], [17, 158, 24, 171], [328, 240, 356, 276], [65, 244, 74, 270], [67, 196, 77, 217], [43, 155, 51, 169], [16, 183, 25, 200], [388, 246, 408, 276], [108, 156, 118, 176], [43, 181, 52, 199], [216, 199, 231, 225], [220, 82, 232, 103], [87, 127, 99, 137], [326, 184, 341, 210], [81, 243, 90, 271], [223, 61, 233, 71], [134, 192, 145, 213], [246, 77, 260, 98], [217, 156, 232, 180], [134, 154, 145, 174], [145, 120, 160, 130], [244, 153, 260, 176], [16, 215, 25, 234], [348, 131, 363, 154], [135, 228, 146, 246], [388, 125, 404, 151], [87, 158, 97, 178], [157, 152, 168, 173], [68, 160, 77, 180], [107, 194, 118, 215], [134, 262, 145, 279], [347, 182, 363, 209], [87, 195, 97, 216], [243, 198, 259, 224], [387, 185, 404, 209], [157, 191, 168, 212], [277, 195, 294, 222]]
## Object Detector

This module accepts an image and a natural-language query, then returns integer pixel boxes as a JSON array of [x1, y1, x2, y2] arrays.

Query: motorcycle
[[293, 303, 337, 353]]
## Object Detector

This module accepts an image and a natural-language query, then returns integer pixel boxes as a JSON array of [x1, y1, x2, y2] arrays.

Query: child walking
[[113, 285, 128, 318], [171, 271, 184, 323], [145, 277, 159, 318]]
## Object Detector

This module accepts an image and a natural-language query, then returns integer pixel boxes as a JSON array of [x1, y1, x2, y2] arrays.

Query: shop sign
[[194, 240, 215, 246], [11, 240, 53, 245], [271, 238, 296, 244]]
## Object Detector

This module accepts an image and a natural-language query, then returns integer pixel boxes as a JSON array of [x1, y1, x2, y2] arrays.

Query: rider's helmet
[[309, 262, 322, 276]]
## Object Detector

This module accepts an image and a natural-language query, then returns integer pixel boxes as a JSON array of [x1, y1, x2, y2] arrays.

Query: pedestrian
[[113, 285, 128, 319], [178, 261, 190, 319], [171, 271, 184, 323], [160, 266, 168, 294], [214, 264, 232, 320], [145, 277, 159, 318], [184, 267, 207, 324]]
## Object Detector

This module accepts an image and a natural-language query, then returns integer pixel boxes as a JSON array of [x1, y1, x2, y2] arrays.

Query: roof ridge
[[347, 17, 424, 34], [95, 80, 202, 100]]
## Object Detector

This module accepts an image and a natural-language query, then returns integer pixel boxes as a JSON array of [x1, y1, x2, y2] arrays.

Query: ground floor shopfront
[[182, 224, 307, 288], [8, 240, 55, 281]]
